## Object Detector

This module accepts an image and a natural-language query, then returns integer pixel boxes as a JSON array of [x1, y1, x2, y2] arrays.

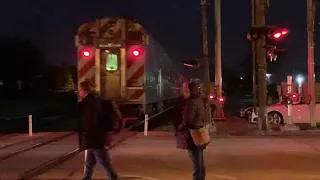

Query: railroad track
[[0, 134, 20, 141], [15, 106, 174, 180], [0, 132, 75, 162], [0, 133, 56, 150]]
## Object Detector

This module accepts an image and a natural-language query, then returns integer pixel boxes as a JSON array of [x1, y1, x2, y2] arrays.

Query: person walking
[[173, 82, 207, 180], [78, 80, 118, 180]]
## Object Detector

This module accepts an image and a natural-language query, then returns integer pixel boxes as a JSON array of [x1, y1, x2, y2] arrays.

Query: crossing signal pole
[[307, 0, 316, 127], [253, 0, 268, 131], [214, 0, 225, 119], [201, 0, 210, 83], [251, 0, 258, 116]]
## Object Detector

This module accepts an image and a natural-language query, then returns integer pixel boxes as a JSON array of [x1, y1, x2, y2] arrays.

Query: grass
[[0, 92, 79, 133], [0, 92, 78, 119], [0, 116, 79, 133], [0, 101, 71, 118]]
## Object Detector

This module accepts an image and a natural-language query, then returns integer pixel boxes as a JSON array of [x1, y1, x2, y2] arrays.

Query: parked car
[[247, 96, 318, 125]]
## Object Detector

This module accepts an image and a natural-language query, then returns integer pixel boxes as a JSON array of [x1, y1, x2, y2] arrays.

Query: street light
[[296, 74, 304, 93], [296, 75, 304, 86], [266, 73, 272, 78]]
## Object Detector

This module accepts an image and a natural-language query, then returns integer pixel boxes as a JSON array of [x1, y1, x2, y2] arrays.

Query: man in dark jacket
[[174, 82, 206, 180], [78, 80, 118, 180]]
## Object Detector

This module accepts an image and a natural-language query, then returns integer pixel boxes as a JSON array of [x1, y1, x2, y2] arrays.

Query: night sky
[[0, 0, 318, 80]]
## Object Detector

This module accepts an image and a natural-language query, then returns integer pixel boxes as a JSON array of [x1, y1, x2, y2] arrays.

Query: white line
[[211, 174, 237, 180]]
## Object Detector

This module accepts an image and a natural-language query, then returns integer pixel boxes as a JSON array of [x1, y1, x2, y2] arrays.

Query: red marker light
[[80, 47, 93, 59], [83, 51, 90, 57], [132, 50, 140, 57], [218, 97, 224, 102], [292, 94, 297, 98], [209, 95, 214, 100]]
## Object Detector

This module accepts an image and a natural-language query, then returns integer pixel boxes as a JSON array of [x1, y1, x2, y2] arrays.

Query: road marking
[[119, 174, 159, 180], [211, 174, 237, 179]]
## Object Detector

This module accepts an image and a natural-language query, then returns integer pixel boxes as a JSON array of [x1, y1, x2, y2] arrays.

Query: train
[[75, 17, 188, 121]]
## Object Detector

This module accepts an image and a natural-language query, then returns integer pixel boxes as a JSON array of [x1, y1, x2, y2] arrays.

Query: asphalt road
[[34, 132, 320, 180]]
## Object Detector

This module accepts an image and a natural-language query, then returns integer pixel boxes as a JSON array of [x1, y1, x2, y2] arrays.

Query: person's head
[[79, 79, 94, 98], [188, 82, 200, 96]]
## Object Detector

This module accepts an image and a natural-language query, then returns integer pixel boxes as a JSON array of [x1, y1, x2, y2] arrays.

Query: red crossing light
[[183, 60, 200, 68], [272, 29, 289, 39]]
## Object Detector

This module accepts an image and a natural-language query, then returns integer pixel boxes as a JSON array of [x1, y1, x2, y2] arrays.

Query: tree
[[0, 38, 46, 92], [61, 71, 75, 92], [55, 68, 75, 92]]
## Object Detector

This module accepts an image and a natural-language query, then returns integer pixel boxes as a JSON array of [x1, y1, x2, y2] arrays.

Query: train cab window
[[106, 53, 118, 71]]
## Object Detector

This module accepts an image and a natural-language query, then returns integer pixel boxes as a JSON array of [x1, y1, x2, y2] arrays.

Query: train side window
[[106, 53, 118, 71]]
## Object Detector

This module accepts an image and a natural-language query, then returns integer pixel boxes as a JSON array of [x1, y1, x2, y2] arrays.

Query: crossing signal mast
[[248, 0, 290, 131], [247, 26, 289, 63]]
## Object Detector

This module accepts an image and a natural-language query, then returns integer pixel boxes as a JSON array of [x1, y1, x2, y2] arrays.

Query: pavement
[[27, 132, 320, 180]]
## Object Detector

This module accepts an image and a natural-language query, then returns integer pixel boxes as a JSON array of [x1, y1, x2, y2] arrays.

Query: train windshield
[[106, 53, 119, 71]]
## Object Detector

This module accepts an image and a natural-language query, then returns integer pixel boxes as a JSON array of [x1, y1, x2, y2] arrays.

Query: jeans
[[188, 148, 205, 180], [83, 148, 118, 180]]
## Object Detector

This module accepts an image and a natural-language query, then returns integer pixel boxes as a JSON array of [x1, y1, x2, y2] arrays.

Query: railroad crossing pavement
[[30, 132, 320, 180], [0, 132, 53, 146]]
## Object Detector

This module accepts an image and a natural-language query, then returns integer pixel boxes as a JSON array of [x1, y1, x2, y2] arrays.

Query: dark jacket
[[173, 97, 196, 150], [184, 94, 206, 129], [78, 92, 108, 150], [173, 89, 206, 150]]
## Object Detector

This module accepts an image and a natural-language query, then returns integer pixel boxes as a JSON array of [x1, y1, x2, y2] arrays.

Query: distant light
[[240, 77, 243, 80], [209, 95, 214, 100], [218, 97, 224, 102], [266, 73, 272, 78], [292, 94, 297, 98]]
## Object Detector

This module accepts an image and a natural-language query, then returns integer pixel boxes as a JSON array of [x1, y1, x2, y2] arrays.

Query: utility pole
[[201, 0, 210, 83], [251, 0, 257, 112], [214, 0, 225, 119], [254, 0, 269, 131], [307, 0, 316, 128]]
